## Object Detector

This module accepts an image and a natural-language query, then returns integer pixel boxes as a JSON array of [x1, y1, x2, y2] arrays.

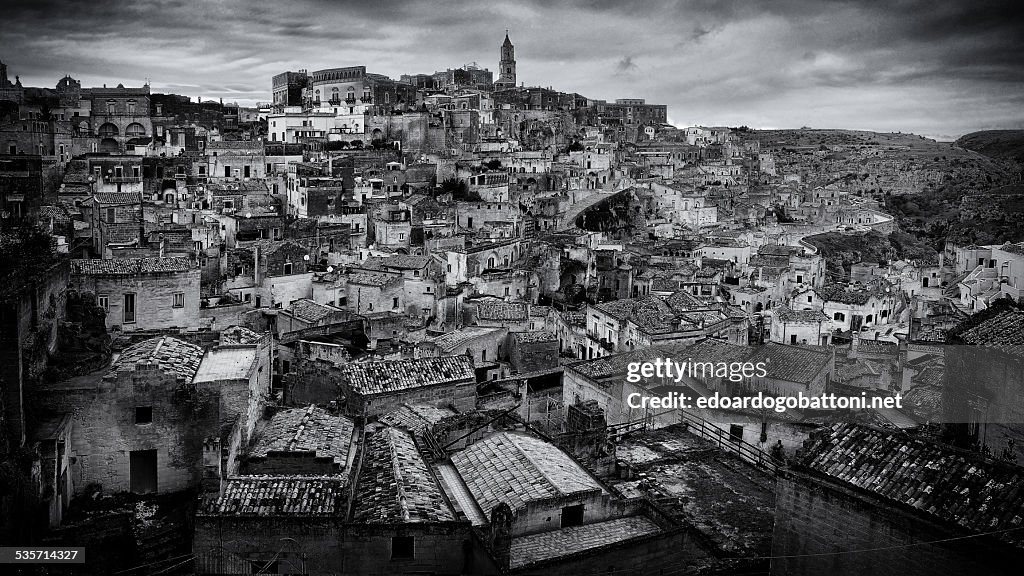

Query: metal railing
[[676, 410, 782, 474]]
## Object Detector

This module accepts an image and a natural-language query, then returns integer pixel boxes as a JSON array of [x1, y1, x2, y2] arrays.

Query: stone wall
[[33, 366, 219, 495], [771, 470, 1020, 576], [71, 268, 201, 332]]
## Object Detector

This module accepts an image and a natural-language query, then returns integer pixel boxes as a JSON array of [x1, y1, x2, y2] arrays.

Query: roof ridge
[[385, 428, 412, 522], [505, 432, 566, 496]]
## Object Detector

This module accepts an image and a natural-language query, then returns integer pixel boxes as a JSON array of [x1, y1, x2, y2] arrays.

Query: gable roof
[[108, 336, 204, 382], [250, 405, 355, 467], [451, 431, 605, 514], [353, 427, 455, 523], [339, 355, 475, 396], [200, 476, 346, 517], [71, 257, 194, 275], [798, 423, 1024, 548]]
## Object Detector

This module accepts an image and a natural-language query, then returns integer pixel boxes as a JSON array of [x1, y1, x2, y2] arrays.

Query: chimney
[[488, 503, 513, 571], [202, 437, 224, 495]]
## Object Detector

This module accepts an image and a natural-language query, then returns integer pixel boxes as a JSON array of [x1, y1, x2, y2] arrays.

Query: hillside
[[804, 230, 938, 281], [955, 130, 1024, 166]]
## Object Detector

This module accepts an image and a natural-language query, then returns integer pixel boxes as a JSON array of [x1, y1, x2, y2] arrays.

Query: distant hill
[[955, 130, 1024, 165]]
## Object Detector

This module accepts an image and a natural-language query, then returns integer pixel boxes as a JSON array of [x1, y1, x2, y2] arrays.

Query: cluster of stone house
[[3, 28, 1024, 576]]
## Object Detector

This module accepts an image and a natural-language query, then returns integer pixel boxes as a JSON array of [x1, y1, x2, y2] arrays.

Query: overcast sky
[[2, 0, 1023, 140]]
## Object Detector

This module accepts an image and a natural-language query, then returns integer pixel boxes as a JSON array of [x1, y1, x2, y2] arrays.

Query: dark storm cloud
[[0, 0, 1022, 138]]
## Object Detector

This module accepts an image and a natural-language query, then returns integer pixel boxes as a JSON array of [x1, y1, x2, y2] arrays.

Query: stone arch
[[98, 123, 118, 138], [125, 122, 145, 138]]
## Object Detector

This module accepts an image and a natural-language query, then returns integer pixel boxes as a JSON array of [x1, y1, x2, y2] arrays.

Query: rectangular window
[[244, 165, 251, 178], [98, 294, 109, 310], [135, 406, 153, 424], [127, 100, 136, 115], [224, 166, 232, 178], [283, 262, 293, 275], [123, 293, 136, 323], [392, 297, 399, 309], [391, 536, 414, 560], [172, 292, 184, 308], [561, 505, 584, 528], [106, 207, 116, 223]]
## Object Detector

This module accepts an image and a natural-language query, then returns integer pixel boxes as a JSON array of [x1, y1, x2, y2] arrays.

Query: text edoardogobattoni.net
[[624, 357, 903, 413]]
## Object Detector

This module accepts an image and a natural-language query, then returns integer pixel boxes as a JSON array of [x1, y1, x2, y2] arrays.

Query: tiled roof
[[745, 343, 832, 384], [594, 298, 639, 320], [379, 403, 457, 434], [220, 325, 263, 345], [71, 257, 195, 275], [94, 192, 142, 205], [855, 339, 898, 355], [288, 298, 343, 324], [200, 476, 346, 517], [374, 254, 430, 270], [108, 336, 204, 382], [246, 239, 304, 255], [339, 356, 475, 396], [348, 271, 397, 287], [353, 427, 455, 523], [568, 346, 675, 381], [774, 305, 829, 324], [429, 326, 506, 353], [954, 309, 1024, 350], [452, 431, 604, 515], [476, 301, 528, 322], [511, 330, 557, 344], [817, 283, 890, 305], [798, 423, 1024, 547], [250, 406, 355, 467], [510, 516, 662, 569], [529, 305, 551, 317]]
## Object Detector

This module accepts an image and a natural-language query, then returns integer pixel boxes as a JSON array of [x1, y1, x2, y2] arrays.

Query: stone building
[[773, 423, 1022, 576], [337, 356, 477, 417], [34, 336, 214, 494], [70, 257, 201, 332], [243, 405, 357, 475]]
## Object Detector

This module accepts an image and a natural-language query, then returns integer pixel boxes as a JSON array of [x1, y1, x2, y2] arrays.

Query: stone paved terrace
[[605, 423, 776, 559], [509, 515, 662, 569]]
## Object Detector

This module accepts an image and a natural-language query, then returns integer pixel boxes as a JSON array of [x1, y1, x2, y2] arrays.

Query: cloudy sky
[[2, 0, 1023, 140]]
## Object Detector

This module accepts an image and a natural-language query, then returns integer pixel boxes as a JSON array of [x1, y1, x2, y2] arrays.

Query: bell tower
[[495, 31, 516, 90]]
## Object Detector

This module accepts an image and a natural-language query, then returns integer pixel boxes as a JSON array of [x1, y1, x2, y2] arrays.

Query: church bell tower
[[495, 31, 516, 90]]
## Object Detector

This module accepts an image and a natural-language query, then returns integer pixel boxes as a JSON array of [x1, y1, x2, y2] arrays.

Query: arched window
[[125, 123, 145, 138], [98, 123, 119, 138]]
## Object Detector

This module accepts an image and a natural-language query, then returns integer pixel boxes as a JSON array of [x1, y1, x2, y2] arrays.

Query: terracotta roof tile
[[201, 476, 346, 517], [107, 336, 204, 382], [250, 406, 355, 467], [353, 427, 455, 523], [452, 431, 604, 515], [799, 423, 1024, 548], [340, 356, 475, 396]]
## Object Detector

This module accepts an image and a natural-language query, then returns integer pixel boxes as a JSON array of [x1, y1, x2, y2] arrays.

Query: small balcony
[[105, 175, 142, 184]]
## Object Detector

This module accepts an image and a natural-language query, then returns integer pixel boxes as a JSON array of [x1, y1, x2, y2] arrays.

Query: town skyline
[[2, 0, 1023, 141]]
